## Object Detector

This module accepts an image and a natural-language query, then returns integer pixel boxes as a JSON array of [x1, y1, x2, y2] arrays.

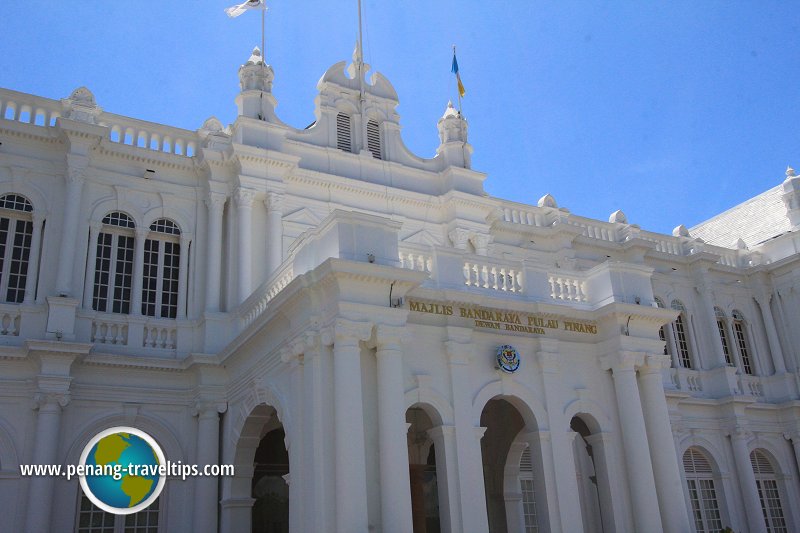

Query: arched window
[[366, 119, 382, 159], [0, 193, 34, 303], [715, 308, 733, 366], [92, 212, 135, 314], [683, 447, 723, 533], [142, 219, 181, 319], [519, 447, 539, 533], [75, 491, 160, 532], [732, 310, 754, 375], [336, 112, 353, 153], [655, 297, 669, 356], [671, 300, 693, 369], [750, 449, 787, 532]]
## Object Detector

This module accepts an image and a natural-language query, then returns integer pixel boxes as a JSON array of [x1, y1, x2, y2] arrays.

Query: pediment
[[402, 228, 441, 246], [284, 207, 324, 227]]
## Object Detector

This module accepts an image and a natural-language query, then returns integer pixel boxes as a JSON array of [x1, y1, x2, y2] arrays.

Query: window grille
[[76, 492, 160, 533], [93, 212, 135, 314], [671, 300, 692, 368], [519, 448, 538, 533], [683, 447, 722, 533], [0, 193, 34, 303], [142, 219, 181, 318], [750, 450, 787, 533], [336, 113, 352, 152], [366, 119, 382, 159], [715, 308, 732, 365], [732, 311, 753, 375]]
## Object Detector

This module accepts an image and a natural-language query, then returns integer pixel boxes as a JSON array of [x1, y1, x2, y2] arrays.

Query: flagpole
[[261, 4, 266, 65], [453, 45, 463, 116], [357, 0, 366, 151]]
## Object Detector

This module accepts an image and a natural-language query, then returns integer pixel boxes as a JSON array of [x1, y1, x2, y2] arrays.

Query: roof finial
[[787, 166, 796, 178]]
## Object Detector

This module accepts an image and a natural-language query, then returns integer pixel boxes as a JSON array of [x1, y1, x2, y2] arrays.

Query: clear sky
[[2, 1, 799, 235]]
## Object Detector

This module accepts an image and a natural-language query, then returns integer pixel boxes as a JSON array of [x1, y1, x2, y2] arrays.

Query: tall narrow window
[[92, 212, 135, 314], [750, 449, 787, 533], [336, 112, 352, 152], [519, 448, 538, 533], [0, 193, 34, 303], [75, 492, 160, 533], [671, 300, 693, 368], [142, 219, 181, 319], [715, 307, 732, 365], [366, 119, 382, 159], [683, 447, 723, 533], [732, 310, 753, 375]]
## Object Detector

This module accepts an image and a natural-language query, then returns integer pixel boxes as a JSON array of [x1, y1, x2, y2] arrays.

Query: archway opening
[[250, 414, 289, 533], [480, 398, 527, 533], [570, 416, 604, 533], [406, 406, 441, 533]]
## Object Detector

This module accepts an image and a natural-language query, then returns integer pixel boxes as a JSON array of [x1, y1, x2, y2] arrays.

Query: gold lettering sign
[[408, 300, 597, 336]]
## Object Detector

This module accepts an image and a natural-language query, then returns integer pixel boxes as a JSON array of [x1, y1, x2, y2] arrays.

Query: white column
[[176, 233, 191, 319], [25, 393, 69, 533], [536, 347, 584, 533], [445, 335, 488, 532], [333, 319, 371, 533], [303, 335, 330, 532], [785, 432, 800, 478], [204, 193, 225, 312], [23, 213, 44, 304], [427, 425, 457, 533], [130, 228, 146, 315], [608, 353, 663, 532], [729, 428, 766, 533], [755, 294, 787, 374], [55, 167, 85, 296], [82, 222, 101, 309], [638, 355, 692, 533], [193, 402, 226, 533], [234, 187, 254, 304], [286, 354, 305, 533], [584, 433, 619, 533], [374, 325, 413, 533], [264, 192, 283, 276], [699, 283, 728, 367]]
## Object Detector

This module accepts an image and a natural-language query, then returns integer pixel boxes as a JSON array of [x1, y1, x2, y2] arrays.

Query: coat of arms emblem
[[496, 345, 520, 373]]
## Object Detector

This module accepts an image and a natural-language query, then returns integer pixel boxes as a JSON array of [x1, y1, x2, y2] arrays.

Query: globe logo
[[78, 426, 166, 515]]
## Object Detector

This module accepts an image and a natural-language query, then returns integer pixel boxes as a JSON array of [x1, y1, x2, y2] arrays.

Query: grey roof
[[689, 184, 790, 249]]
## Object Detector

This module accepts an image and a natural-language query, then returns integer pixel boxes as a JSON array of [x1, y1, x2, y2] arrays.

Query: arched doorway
[[251, 425, 289, 533], [406, 406, 441, 533], [480, 398, 545, 533]]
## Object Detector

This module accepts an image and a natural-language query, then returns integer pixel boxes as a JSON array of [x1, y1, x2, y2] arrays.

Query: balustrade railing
[[463, 261, 523, 293]]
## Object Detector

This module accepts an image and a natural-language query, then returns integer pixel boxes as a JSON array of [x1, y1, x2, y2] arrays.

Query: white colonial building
[[0, 46, 799, 533]]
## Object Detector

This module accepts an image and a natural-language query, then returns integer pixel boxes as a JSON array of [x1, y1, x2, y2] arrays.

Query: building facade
[[0, 47, 799, 533]]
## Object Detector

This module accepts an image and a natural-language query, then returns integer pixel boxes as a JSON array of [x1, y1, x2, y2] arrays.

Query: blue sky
[[2, 1, 799, 235]]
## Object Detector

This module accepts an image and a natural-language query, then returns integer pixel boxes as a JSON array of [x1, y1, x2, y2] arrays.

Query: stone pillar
[[784, 432, 800, 478], [729, 428, 766, 533], [286, 352, 305, 533], [234, 188, 255, 304], [23, 213, 44, 304], [25, 392, 70, 533], [303, 333, 331, 532], [176, 233, 191, 319], [193, 402, 227, 533], [638, 354, 692, 533], [82, 222, 101, 309], [755, 294, 787, 374], [374, 325, 413, 533], [606, 352, 663, 532], [536, 344, 585, 533], [427, 425, 457, 533], [332, 319, 371, 533], [584, 433, 619, 533], [55, 165, 85, 296], [204, 193, 225, 312], [130, 228, 147, 315], [264, 192, 284, 276], [698, 282, 728, 367], [445, 331, 488, 532]]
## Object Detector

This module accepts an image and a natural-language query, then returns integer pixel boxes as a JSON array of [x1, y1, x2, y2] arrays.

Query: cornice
[[93, 141, 196, 171]]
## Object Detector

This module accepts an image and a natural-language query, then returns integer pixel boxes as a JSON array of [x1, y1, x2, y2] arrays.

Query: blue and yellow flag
[[451, 51, 466, 98]]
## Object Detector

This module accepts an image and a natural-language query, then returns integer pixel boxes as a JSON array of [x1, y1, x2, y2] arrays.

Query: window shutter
[[366, 119, 382, 159], [336, 113, 352, 152]]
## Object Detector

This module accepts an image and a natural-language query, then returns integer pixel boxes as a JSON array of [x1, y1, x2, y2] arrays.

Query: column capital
[[600, 350, 645, 373], [192, 400, 228, 418], [233, 186, 256, 208], [375, 324, 407, 351], [204, 192, 227, 212], [65, 160, 87, 185], [33, 391, 70, 410], [264, 191, 284, 211], [640, 353, 671, 373], [448, 227, 471, 250], [726, 426, 753, 442], [333, 318, 372, 347], [783, 431, 800, 442]]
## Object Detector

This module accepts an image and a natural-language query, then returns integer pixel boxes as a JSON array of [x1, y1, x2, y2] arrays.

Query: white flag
[[225, 0, 265, 18]]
